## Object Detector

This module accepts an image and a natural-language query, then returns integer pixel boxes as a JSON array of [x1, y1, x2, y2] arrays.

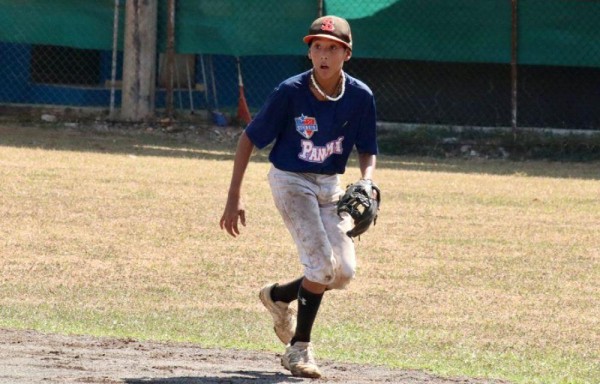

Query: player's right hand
[[220, 196, 246, 237]]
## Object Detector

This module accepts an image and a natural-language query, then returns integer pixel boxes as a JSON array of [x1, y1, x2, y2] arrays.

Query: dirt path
[[0, 329, 510, 384]]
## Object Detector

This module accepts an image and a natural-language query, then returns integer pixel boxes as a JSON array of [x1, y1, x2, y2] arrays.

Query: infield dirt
[[0, 329, 510, 384]]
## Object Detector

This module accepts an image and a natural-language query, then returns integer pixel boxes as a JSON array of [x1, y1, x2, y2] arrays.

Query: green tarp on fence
[[1, 0, 599, 67], [169, 0, 314, 56], [0, 0, 118, 51]]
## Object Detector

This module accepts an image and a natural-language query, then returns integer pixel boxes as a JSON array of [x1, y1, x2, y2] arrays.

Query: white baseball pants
[[268, 166, 356, 289]]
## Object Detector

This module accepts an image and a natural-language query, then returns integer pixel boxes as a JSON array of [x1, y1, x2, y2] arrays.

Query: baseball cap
[[303, 15, 352, 50]]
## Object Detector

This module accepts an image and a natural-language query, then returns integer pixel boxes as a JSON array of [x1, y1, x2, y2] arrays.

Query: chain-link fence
[[0, 0, 599, 130]]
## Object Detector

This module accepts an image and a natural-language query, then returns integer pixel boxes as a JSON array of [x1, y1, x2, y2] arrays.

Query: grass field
[[0, 124, 598, 383]]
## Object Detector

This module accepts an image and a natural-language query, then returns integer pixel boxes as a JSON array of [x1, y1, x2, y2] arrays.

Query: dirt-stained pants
[[268, 166, 356, 289]]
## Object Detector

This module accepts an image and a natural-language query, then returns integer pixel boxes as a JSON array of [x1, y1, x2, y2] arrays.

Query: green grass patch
[[1, 123, 598, 384]]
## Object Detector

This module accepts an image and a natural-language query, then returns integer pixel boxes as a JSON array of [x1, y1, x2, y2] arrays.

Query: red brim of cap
[[303, 34, 352, 50]]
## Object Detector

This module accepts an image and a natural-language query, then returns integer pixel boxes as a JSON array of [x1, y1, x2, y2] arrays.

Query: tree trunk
[[121, 0, 157, 122]]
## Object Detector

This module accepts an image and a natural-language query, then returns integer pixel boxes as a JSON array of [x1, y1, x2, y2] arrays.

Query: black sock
[[270, 277, 303, 303], [290, 285, 323, 345]]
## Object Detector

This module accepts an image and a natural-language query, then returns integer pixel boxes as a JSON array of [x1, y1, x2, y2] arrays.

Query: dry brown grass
[[0, 123, 598, 383]]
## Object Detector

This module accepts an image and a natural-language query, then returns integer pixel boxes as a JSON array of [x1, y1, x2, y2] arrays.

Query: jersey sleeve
[[244, 85, 289, 150], [355, 93, 379, 155]]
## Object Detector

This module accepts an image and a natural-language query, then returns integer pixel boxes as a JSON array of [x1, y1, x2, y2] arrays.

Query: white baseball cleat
[[281, 341, 322, 379], [259, 283, 297, 345]]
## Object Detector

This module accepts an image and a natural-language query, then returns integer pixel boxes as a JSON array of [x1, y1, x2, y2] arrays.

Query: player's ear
[[344, 49, 352, 61]]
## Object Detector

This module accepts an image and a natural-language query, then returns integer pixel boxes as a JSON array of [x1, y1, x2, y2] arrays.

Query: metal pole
[[185, 59, 194, 114], [209, 55, 218, 110], [165, 0, 176, 118], [511, 0, 519, 139], [109, 0, 120, 119], [175, 60, 183, 110], [317, 0, 323, 17], [199, 54, 209, 109]]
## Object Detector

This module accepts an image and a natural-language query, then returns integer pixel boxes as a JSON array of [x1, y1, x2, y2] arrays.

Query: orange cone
[[237, 58, 252, 125]]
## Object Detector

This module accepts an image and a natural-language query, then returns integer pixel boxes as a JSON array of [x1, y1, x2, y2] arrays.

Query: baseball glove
[[337, 179, 381, 238]]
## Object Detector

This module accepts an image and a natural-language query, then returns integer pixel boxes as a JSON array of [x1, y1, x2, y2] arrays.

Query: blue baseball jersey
[[245, 70, 378, 175]]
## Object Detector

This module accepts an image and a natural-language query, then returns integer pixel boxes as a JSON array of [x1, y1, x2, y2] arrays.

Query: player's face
[[308, 38, 351, 83]]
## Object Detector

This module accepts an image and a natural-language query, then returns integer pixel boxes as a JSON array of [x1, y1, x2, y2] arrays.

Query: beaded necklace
[[310, 70, 346, 101]]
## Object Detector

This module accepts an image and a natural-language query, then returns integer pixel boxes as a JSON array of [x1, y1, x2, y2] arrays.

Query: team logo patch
[[295, 114, 318, 139], [321, 17, 335, 32]]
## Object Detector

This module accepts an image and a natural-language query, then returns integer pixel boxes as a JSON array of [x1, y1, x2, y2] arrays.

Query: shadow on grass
[[124, 370, 302, 383], [1, 123, 599, 180], [0, 123, 240, 161]]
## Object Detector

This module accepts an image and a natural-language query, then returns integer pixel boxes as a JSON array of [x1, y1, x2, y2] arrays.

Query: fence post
[[511, 0, 519, 139], [121, 0, 158, 122], [165, 0, 176, 119], [109, 0, 121, 120]]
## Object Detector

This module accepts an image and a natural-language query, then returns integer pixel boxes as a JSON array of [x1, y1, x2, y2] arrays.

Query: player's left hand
[[336, 179, 381, 238]]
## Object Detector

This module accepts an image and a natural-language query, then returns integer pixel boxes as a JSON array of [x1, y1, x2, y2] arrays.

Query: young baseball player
[[220, 15, 378, 378]]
